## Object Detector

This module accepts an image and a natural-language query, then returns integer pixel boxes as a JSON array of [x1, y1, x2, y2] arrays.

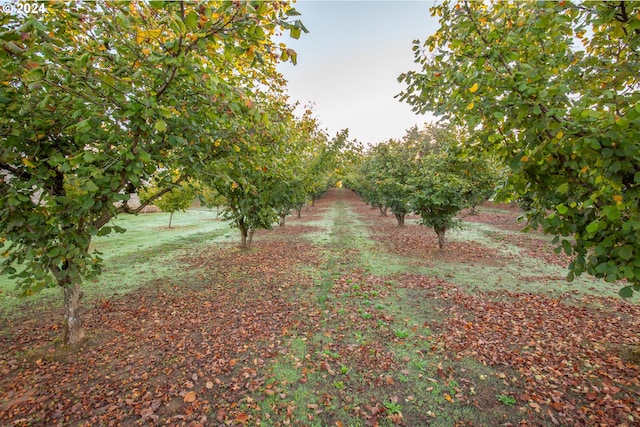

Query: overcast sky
[[277, 0, 440, 146]]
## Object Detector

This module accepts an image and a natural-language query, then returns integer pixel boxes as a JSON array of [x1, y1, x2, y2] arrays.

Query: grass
[[0, 209, 234, 317], [259, 196, 527, 426]]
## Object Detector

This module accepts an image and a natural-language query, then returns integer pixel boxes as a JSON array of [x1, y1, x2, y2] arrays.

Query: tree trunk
[[168, 211, 174, 228], [279, 214, 286, 227], [379, 206, 388, 216], [239, 220, 248, 249], [63, 283, 85, 345], [435, 227, 446, 250], [395, 213, 405, 227], [469, 205, 478, 215], [247, 229, 254, 249], [296, 207, 302, 218]]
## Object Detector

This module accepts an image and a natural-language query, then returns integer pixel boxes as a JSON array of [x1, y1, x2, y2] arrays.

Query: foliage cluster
[[347, 123, 499, 248], [398, 0, 640, 296], [0, 0, 321, 343]]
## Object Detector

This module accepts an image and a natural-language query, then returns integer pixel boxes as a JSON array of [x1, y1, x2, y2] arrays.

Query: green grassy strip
[[0, 209, 234, 318]]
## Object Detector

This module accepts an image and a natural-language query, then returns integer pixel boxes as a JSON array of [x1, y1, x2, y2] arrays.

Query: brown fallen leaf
[[183, 391, 197, 403], [389, 412, 404, 425], [365, 415, 379, 426], [216, 408, 226, 422], [320, 360, 336, 376]]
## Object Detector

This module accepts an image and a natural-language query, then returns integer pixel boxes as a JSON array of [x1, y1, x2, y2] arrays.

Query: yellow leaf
[[556, 131, 564, 139], [142, 48, 150, 56], [22, 158, 36, 168], [444, 393, 453, 402], [214, 140, 221, 147], [613, 195, 623, 204], [520, 155, 529, 162], [466, 101, 474, 110], [136, 29, 161, 44], [231, 182, 239, 189], [469, 83, 479, 93], [136, 31, 146, 44]]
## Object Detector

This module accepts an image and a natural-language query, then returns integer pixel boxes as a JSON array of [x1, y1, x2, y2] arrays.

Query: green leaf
[[602, 205, 620, 220], [555, 204, 568, 215], [154, 120, 167, 132], [97, 226, 111, 236], [185, 10, 199, 30], [556, 183, 569, 194], [81, 197, 95, 209], [83, 179, 99, 193], [101, 74, 115, 86], [25, 68, 44, 82], [83, 151, 97, 163], [619, 286, 634, 299], [585, 220, 600, 235], [617, 245, 634, 261]]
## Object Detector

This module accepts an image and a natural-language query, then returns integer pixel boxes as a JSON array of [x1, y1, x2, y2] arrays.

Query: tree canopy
[[399, 0, 640, 296], [348, 123, 499, 248], [0, 0, 306, 343]]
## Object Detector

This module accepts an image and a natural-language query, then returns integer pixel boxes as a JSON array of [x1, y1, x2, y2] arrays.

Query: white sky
[[277, 0, 439, 146]]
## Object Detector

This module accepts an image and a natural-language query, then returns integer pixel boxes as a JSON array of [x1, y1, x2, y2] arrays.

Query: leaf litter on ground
[[1, 190, 639, 426]]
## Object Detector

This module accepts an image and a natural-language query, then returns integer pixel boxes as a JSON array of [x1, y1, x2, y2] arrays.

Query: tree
[[139, 178, 194, 228], [291, 107, 338, 214], [411, 161, 468, 250], [356, 140, 414, 225], [411, 149, 495, 250], [269, 107, 333, 226], [271, 177, 307, 226], [399, 1, 640, 297], [348, 149, 387, 215], [348, 123, 497, 231], [194, 182, 226, 216], [201, 94, 295, 249], [405, 124, 495, 249], [214, 170, 278, 249], [0, 1, 305, 343]]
